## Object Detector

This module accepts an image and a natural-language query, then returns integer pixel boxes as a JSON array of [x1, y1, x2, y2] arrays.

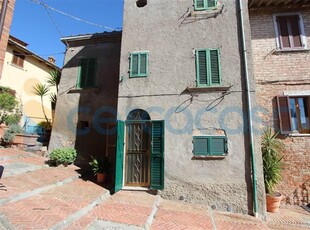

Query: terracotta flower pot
[[96, 173, 107, 183], [266, 192, 283, 213]]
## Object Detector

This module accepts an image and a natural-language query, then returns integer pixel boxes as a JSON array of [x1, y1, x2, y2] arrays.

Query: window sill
[[185, 86, 231, 93], [288, 133, 310, 137], [192, 155, 226, 160], [274, 48, 310, 53], [68, 87, 99, 93], [10, 63, 24, 70]]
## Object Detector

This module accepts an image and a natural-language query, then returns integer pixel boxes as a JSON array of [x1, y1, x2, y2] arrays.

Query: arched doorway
[[125, 109, 151, 187], [115, 110, 164, 192]]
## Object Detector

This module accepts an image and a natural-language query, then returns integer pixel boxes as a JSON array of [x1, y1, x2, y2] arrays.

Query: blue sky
[[10, 0, 124, 67]]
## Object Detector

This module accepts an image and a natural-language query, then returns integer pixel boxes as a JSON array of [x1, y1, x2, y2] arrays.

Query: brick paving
[[0, 148, 309, 230]]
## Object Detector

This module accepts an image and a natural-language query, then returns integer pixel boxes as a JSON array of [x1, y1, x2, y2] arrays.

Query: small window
[[277, 95, 310, 134], [12, 51, 25, 68], [194, 0, 217, 11], [193, 136, 227, 156], [273, 13, 307, 50], [77, 58, 97, 88], [129, 52, 148, 78], [196, 48, 221, 87]]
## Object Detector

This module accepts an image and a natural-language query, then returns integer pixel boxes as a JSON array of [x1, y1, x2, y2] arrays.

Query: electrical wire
[[29, 0, 119, 31]]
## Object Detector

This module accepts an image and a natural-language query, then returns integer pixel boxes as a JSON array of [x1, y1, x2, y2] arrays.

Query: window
[[277, 95, 310, 134], [193, 136, 227, 156], [77, 58, 97, 88], [12, 51, 25, 68], [274, 13, 307, 50], [129, 52, 148, 78], [196, 48, 221, 87], [194, 0, 217, 11]]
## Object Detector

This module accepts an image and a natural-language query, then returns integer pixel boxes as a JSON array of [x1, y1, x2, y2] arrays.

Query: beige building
[[0, 35, 61, 127]]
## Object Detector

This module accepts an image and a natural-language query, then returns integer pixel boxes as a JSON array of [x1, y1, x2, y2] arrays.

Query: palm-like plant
[[261, 127, 284, 194], [32, 83, 50, 126], [47, 70, 60, 91]]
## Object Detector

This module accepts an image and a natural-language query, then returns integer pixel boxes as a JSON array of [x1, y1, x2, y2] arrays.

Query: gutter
[[238, 0, 258, 217]]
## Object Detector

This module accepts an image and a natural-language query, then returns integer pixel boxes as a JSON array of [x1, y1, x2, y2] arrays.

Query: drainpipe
[[238, 0, 258, 217]]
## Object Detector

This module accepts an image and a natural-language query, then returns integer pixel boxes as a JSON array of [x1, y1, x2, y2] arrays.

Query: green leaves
[[49, 147, 77, 165], [261, 127, 284, 194], [31, 83, 50, 97], [89, 156, 110, 175]]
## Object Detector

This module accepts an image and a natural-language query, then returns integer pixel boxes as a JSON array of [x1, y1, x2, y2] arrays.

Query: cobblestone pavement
[[0, 148, 309, 229]]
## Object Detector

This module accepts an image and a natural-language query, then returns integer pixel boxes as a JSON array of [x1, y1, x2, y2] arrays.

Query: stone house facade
[[116, 0, 265, 216], [0, 0, 15, 80], [249, 0, 310, 205], [49, 32, 122, 169], [50, 0, 266, 217]]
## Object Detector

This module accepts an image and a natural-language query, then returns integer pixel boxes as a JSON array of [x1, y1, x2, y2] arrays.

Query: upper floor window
[[194, 0, 217, 11], [273, 13, 307, 50], [129, 52, 148, 78], [277, 95, 310, 134], [195, 48, 221, 87], [12, 51, 25, 68], [77, 58, 97, 88]]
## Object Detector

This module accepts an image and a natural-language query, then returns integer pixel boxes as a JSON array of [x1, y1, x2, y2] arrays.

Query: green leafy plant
[[3, 124, 23, 143], [0, 87, 20, 124], [49, 147, 77, 165], [31, 83, 51, 126], [2, 113, 22, 126], [89, 156, 111, 175], [261, 127, 284, 194]]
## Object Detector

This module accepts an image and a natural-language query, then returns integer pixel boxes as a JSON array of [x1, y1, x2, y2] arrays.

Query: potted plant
[[49, 147, 77, 166], [2, 124, 39, 147], [89, 156, 111, 183], [261, 127, 284, 213]]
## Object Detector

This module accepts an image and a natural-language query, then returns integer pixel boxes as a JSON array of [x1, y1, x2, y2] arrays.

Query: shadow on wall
[[53, 37, 121, 187]]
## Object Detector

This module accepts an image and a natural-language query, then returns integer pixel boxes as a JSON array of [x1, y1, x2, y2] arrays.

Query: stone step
[[0, 178, 110, 229], [0, 166, 80, 205]]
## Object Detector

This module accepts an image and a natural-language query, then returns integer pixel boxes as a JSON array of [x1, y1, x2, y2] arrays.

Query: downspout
[[238, 0, 258, 217]]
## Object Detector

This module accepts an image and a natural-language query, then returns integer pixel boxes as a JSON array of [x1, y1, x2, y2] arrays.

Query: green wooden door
[[150, 120, 165, 190], [115, 120, 125, 193]]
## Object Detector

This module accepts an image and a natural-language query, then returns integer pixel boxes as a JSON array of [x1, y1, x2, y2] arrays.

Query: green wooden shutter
[[193, 137, 208, 156], [196, 50, 208, 86], [150, 120, 164, 190], [195, 0, 206, 10], [209, 136, 227, 156], [86, 58, 96, 87], [207, 0, 216, 8], [210, 49, 221, 85], [77, 59, 88, 88], [139, 53, 148, 76], [115, 120, 125, 193], [130, 53, 139, 77]]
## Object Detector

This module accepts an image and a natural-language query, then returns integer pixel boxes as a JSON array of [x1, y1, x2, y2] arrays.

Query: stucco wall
[[118, 0, 265, 216], [0, 44, 57, 125], [49, 38, 121, 169], [250, 7, 310, 205]]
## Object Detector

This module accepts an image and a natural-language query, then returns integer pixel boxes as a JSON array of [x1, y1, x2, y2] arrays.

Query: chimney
[[48, 56, 56, 64]]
